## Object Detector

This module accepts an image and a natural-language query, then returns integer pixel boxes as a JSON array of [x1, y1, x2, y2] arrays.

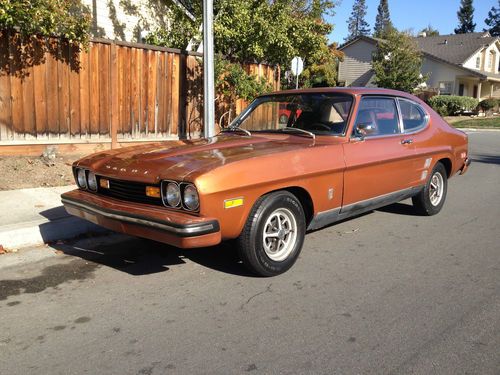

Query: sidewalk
[[0, 185, 104, 250]]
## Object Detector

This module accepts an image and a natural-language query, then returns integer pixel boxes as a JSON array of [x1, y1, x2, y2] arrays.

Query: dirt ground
[[0, 154, 85, 191]]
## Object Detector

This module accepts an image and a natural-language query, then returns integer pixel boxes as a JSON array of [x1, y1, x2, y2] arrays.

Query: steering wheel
[[309, 122, 331, 131]]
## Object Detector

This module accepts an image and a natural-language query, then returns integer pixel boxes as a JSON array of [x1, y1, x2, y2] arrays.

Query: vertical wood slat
[[0, 34, 281, 145], [33, 37, 48, 138], [79, 48, 90, 138], [170, 53, 180, 136], [57, 42, 70, 137], [147, 50, 157, 135], [99, 43, 110, 136], [110, 43, 118, 148], [141, 49, 148, 136], [0, 32, 13, 141], [89, 41, 100, 137], [69, 44, 80, 137], [130, 47, 141, 138], [46, 38, 59, 139]]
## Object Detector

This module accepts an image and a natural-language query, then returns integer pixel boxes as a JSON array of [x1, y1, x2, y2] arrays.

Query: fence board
[[98, 43, 110, 136], [57, 43, 70, 136], [0, 33, 279, 147], [79, 48, 90, 137], [0, 32, 13, 141], [89, 42, 100, 136], [69, 44, 81, 136], [33, 39, 48, 138], [45, 39, 59, 138]]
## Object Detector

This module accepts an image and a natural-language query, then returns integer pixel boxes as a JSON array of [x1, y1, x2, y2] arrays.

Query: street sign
[[291, 57, 304, 89], [291, 57, 304, 76]]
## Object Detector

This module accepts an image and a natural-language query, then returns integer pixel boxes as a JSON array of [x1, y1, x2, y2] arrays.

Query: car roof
[[266, 87, 420, 101]]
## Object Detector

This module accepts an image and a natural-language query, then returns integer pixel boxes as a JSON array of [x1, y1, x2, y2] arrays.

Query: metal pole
[[203, 0, 215, 138]]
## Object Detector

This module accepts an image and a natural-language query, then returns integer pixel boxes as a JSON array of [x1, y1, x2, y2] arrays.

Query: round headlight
[[165, 182, 181, 207], [183, 184, 199, 211], [87, 171, 97, 191], [76, 169, 87, 189]]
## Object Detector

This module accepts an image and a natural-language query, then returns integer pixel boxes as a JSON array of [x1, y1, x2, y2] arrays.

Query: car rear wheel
[[237, 191, 306, 277], [412, 162, 448, 216]]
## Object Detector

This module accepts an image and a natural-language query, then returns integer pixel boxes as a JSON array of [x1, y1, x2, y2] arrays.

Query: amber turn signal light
[[146, 186, 161, 198], [100, 178, 110, 189]]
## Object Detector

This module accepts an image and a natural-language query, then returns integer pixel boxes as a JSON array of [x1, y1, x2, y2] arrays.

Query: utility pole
[[203, 0, 215, 138]]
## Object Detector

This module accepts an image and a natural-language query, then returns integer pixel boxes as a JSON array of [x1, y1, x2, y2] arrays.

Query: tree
[[372, 30, 428, 93], [455, 0, 476, 34], [373, 0, 394, 38], [419, 25, 440, 37], [146, 0, 341, 92], [484, 0, 500, 36], [345, 0, 370, 42], [0, 0, 90, 43]]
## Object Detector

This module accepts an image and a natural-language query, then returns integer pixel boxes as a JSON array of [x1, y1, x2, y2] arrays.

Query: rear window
[[398, 99, 428, 132]]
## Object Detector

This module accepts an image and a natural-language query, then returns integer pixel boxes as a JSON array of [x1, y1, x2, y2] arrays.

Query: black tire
[[412, 162, 448, 216], [237, 191, 306, 277]]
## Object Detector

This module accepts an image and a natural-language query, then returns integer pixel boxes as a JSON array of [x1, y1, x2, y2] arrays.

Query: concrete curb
[[0, 185, 106, 251], [0, 216, 106, 250]]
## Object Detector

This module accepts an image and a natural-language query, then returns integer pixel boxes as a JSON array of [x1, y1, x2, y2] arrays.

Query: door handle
[[401, 139, 413, 145]]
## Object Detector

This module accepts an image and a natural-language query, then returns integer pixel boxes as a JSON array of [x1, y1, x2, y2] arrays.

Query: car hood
[[76, 134, 323, 183]]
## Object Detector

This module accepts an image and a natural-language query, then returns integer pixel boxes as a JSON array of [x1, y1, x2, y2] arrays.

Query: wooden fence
[[0, 31, 279, 154]]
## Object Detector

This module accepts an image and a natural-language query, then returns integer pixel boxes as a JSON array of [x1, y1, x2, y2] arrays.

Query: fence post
[[110, 42, 118, 148]]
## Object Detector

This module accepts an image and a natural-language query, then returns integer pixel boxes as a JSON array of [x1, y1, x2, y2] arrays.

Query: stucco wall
[[421, 57, 469, 94], [82, 0, 172, 42], [463, 41, 500, 74]]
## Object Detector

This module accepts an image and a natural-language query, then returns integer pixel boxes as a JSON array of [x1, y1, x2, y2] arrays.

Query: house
[[82, 0, 193, 43], [338, 32, 500, 100]]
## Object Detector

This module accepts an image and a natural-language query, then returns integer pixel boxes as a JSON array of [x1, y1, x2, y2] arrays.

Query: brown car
[[62, 88, 470, 276]]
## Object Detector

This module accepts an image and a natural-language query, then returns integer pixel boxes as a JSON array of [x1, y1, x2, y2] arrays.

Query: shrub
[[428, 95, 479, 115], [479, 98, 498, 111]]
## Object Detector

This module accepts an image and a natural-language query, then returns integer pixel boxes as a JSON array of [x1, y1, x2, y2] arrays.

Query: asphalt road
[[1, 131, 499, 375]]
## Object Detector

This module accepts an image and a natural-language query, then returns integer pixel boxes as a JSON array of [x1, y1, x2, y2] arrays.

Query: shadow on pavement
[[52, 236, 256, 278], [376, 202, 421, 216], [471, 154, 500, 166]]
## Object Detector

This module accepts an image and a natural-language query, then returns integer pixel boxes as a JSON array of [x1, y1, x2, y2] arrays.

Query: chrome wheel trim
[[429, 171, 444, 206], [262, 208, 298, 262]]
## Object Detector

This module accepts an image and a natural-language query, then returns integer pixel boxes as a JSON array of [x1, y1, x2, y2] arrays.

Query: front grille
[[97, 176, 162, 206]]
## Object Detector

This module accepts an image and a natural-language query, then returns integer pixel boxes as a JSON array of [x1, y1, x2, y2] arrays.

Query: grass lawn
[[446, 116, 500, 128]]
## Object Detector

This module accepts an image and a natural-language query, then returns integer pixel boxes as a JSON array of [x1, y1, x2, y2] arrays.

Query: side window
[[354, 97, 400, 137], [398, 99, 428, 133]]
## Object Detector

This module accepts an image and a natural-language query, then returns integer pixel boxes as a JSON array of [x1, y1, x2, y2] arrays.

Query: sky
[[327, 0, 496, 44]]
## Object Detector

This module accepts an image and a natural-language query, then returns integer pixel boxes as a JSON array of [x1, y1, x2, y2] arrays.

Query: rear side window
[[398, 99, 428, 132], [354, 97, 401, 136]]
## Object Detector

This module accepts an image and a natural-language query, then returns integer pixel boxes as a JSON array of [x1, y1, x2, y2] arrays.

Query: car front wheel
[[237, 191, 306, 277], [412, 162, 448, 216]]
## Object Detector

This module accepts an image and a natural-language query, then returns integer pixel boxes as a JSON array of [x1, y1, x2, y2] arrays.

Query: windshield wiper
[[282, 127, 315, 140], [221, 127, 251, 136]]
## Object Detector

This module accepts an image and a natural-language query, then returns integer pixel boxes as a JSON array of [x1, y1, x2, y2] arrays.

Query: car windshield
[[229, 93, 353, 136]]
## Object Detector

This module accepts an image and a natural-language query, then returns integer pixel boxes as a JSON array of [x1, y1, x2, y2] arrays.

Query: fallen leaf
[[0, 245, 5, 254], [54, 250, 64, 255], [35, 204, 45, 208]]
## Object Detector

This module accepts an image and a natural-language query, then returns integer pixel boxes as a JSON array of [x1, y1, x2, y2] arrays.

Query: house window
[[439, 81, 453, 95], [488, 51, 494, 69], [476, 56, 481, 69]]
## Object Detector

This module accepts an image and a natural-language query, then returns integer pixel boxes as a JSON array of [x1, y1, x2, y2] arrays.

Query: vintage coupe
[[62, 88, 470, 276]]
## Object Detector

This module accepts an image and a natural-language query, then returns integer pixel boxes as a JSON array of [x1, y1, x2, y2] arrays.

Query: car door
[[341, 96, 417, 212]]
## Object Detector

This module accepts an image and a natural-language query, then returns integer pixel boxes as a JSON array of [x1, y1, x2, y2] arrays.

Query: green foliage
[[419, 25, 440, 37], [372, 30, 427, 93], [484, 0, 500, 36], [428, 95, 479, 115], [479, 98, 498, 111], [373, 0, 394, 38], [0, 0, 91, 44], [345, 0, 370, 42], [145, 0, 340, 88], [455, 0, 476, 34], [215, 56, 273, 102]]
